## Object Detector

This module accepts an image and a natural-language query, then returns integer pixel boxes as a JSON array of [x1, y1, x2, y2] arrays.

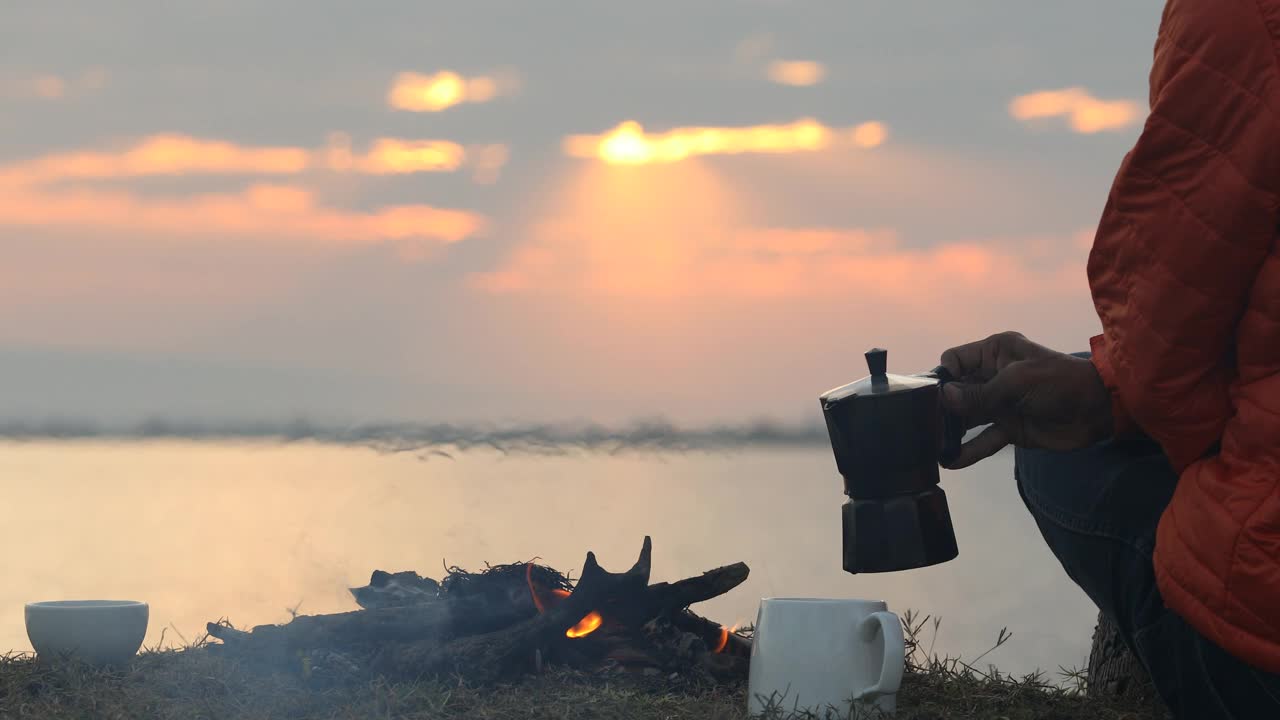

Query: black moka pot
[[819, 348, 965, 574]]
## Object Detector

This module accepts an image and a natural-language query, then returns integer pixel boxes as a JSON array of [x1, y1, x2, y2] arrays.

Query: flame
[[563, 119, 886, 165], [525, 563, 604, 638], [714, 622, 743, 654], [566, 609, 604, 638]]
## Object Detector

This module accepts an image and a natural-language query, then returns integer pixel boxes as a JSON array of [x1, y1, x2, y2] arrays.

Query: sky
[[0, 0, 1163, 427]]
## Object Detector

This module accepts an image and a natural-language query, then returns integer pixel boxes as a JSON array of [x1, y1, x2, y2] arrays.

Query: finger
[[940, 382, 974, 423], [939, 340, 992, 380], [940, 380, 1006, 428], [939, 334, 1009, 379], [939, 332, 1034, 379], [959, 367, 999, 384], [943, 361, 1032, 426], [942, 425, 1010, 469]]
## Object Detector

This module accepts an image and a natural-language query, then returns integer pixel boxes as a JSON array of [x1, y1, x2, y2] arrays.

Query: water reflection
[[0, 441, 1094, 676]]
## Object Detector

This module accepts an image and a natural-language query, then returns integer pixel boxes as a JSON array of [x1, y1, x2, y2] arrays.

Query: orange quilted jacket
[[1088, 0, 1280, 674]]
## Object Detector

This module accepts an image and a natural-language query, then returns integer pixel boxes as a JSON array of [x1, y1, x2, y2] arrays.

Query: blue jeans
[[1014, 354, 1280, 719]]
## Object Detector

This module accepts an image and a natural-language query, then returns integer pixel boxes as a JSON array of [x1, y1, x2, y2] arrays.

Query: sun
[[597, 122, 655, 165]]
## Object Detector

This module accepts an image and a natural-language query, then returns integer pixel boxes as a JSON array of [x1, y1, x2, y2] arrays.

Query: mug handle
[[855, 611, 905, 699]]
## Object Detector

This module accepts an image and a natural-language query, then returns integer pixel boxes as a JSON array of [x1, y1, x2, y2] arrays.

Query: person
[[936, 1, 1280, 718]]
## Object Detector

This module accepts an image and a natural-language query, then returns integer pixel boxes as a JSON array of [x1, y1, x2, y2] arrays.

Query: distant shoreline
[[0, 419, 832, 454]]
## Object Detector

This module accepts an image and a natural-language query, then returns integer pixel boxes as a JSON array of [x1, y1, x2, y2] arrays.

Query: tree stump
[[1087, 610, 1156, 700]]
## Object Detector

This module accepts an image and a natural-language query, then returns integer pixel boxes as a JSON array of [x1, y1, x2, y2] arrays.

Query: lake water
[[0, 441, 1096, 677]]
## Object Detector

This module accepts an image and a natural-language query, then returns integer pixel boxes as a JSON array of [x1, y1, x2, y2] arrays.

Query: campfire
[[205, 537, 752, 687]]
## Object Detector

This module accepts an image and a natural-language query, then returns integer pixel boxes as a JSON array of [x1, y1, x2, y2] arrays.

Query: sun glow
[[564, 119, 886, 165], [387, 70, 514, 112]]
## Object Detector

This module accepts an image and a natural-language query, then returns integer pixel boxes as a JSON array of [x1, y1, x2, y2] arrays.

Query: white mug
[[748, 598, 905, 718]]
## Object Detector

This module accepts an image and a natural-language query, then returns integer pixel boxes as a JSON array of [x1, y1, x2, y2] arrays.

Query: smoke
[[0, 417, 829, 455]]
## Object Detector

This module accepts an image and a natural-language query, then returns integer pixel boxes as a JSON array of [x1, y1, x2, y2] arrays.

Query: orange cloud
[[1009, 88, 1143, 133], [0, 134, 505, 187], [356, 138, 466, 174], [0, 68, 108, 101], [0, 134, 490, 250], [0, 184, 483, 245], [481, 225, 1083, 301], [563, 119, 888, 165], [728, 235, 1089, 299], [471, 160, 1089, 303], [0, 135, 311, 186], [355, 139, 507, 182], [766, 60, 826, 87], [387, 70, 517, 112], [33, 75, 65, 99]]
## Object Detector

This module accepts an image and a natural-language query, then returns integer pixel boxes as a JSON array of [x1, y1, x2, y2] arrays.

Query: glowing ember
[[525, 563, 605, 639], [566, 611, 604, 638], [714, 622, 742, 654]]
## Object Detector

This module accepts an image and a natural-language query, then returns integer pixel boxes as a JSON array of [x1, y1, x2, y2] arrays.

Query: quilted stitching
[[1089, 0, 1280, 674]]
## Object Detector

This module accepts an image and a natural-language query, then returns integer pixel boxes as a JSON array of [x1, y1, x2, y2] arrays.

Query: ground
[[0, 645, 1170, 720]]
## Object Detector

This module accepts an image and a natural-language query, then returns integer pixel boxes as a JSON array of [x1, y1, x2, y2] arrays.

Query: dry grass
[[0, 613, 1170, 720]]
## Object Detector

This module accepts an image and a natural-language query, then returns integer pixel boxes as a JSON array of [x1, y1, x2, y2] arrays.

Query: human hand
[[938, 331, 1114, 469]]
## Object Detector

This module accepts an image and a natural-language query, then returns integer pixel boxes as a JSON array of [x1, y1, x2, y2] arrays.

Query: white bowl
[[25, 600, 149, 666]]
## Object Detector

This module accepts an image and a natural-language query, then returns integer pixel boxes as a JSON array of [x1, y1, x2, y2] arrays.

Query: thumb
[[942, 425, 1010, 469]]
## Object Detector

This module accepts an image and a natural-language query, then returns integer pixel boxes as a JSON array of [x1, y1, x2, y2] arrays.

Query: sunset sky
[[0, 1, 1161, 426]]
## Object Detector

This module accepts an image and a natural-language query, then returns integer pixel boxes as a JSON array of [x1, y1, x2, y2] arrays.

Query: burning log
[[671, 609, 751, 658], [205, 561, 563, 659], [206, 537, 752, 687], [372, 538, 657, 684], [204, 592, 526, 666]]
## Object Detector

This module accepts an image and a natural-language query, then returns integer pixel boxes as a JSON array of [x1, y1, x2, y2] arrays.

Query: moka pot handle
[[927, 365, 964, 466]]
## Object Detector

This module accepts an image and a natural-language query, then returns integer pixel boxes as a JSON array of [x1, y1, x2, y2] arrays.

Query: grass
[[0, 613, 1170, 720]]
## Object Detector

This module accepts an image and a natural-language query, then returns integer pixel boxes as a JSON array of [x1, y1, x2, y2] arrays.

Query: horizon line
[[0, 417, 831, 455]]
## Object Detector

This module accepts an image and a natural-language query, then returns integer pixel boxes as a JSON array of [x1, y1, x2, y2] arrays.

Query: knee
[[1013, 444, 1101, 529], [1013, 446, 1058, 504]]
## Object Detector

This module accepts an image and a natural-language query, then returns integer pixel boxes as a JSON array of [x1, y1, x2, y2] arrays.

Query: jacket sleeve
[[1087, 0, 1280, 471]]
